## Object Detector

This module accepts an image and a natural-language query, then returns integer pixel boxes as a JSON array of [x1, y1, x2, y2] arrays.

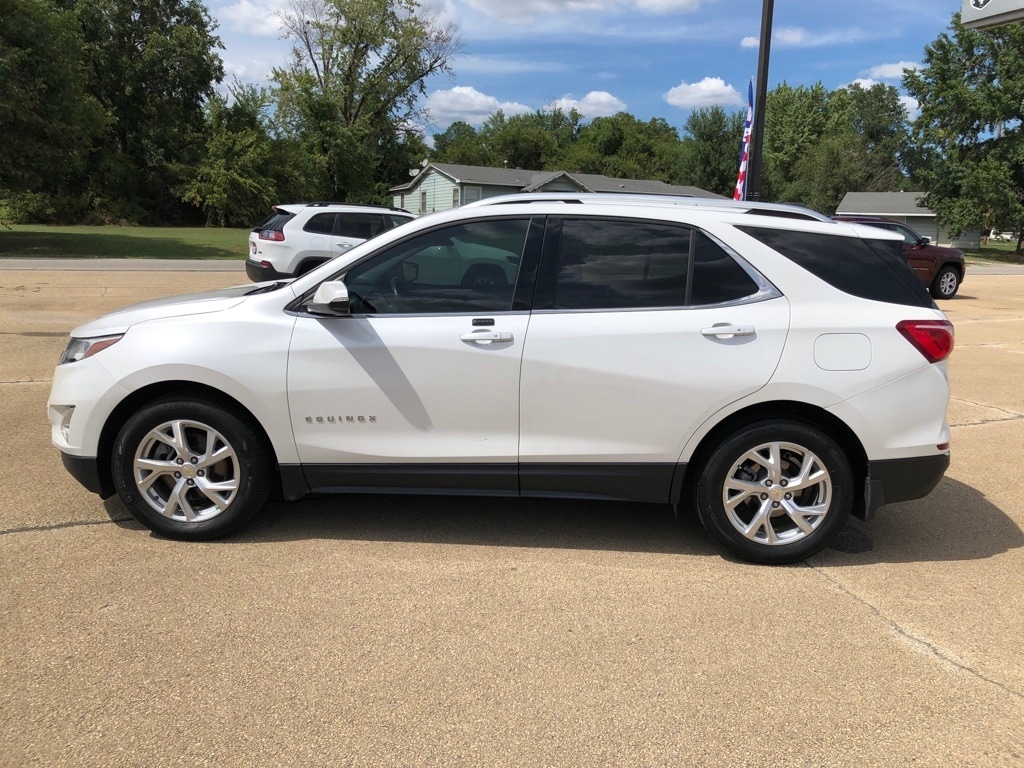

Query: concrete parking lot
[[2, 264, 1023, 767]]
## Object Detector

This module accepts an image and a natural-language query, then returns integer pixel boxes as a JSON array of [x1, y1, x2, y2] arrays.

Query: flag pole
[[746, 0, 774, 201]]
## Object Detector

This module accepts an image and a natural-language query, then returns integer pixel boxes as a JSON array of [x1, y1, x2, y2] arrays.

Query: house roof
[[391, 162, 723, 199], [836, 191, 935, 217]]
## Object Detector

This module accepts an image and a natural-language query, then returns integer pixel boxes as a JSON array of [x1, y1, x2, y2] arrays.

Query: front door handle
[[461, 330, 513, 344], [701, 325, 755, 339]]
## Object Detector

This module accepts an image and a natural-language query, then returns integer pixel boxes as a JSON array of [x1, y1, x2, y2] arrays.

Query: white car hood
[[70, 283, 264, 337]]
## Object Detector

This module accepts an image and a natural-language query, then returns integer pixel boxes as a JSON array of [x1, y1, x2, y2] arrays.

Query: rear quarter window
[[253, 211, 294, 232], [739, 226, 933, 308]]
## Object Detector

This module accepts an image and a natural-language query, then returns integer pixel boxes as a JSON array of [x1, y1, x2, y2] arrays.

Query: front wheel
[[696, 421, 853, 564], [930, 266, 960, 299], [112, 398, 273, 540]]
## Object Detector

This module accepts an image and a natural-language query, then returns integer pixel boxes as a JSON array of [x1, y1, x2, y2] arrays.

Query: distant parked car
[[832, 216, 965, 299], [246, 202, 414, 282]]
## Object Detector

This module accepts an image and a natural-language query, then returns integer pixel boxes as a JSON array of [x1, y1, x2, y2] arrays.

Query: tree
[[678, 106, 746, 196], [563, 113, 682, 182], [73, 0, 225, 223], [179, 82, 277, 227], [432, 121, 489, 165], [475, 109, 581, 171], [904, 13, 1024, 251], [0, 0, 104, 220], [271, 0, 460, 202]]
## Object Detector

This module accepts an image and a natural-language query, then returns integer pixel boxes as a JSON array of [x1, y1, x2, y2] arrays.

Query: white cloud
[[664, 77, 743, 108], [849, 78, 879, 89], [425, 86, 532, 126], [900, 95, 921, 120], [548, 91, 627, 117], [452, 55, 567, 75], [772, 26, 876, 48], [219, 0, 286, 37], [740, 36, 759, 48], [866, 61, 921, 80], [464, 0, 703, 24]]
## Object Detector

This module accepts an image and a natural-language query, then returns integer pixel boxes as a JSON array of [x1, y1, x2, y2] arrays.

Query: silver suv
[[246, 202, 414, 281]]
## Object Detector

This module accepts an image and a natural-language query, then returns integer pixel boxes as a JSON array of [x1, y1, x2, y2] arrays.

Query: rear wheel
[[696, 421, 853, 564], [930, 266, 960, 299], [112, 398, 273, 540]]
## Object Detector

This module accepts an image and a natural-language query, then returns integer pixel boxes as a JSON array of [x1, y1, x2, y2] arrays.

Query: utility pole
[[746, 0, 774, 201]]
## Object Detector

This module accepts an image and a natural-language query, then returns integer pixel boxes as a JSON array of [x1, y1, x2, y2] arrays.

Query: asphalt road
[[2, 266, 1023, 767]]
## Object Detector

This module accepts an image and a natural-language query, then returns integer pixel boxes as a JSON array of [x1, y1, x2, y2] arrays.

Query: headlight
[[59, 334, 124, 365]]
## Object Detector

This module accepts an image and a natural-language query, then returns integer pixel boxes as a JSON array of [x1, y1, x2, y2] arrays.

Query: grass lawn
[[0, 224, 249, 259], [964, 240, 1024, 264]]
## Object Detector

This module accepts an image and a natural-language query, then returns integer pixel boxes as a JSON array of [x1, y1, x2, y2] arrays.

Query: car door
[[331, 212, 384, 258], [288, 216, 541, 494], [518, 217, 790, 503], [891, 223, 935, 282]]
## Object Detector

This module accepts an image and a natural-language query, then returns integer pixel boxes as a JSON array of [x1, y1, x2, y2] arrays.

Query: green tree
[[678, 106, 746, 196], [564, 113, 682, 182], [904, 13, 1024, 251], [432, 121, 489, 165], [179, 82, 276, 227], [73, 0, 225, 223], [271, 0, 460, 202], [0, 0, 104, 205]]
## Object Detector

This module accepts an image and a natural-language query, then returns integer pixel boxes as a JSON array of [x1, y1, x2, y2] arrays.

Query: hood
[[70, 283, 260, 338]]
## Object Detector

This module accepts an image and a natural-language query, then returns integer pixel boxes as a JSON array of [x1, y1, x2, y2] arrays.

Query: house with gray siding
[[836, 191, 981, 249], [391, 163, 722, 215]]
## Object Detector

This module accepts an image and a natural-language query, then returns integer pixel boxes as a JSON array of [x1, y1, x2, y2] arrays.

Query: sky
[[207, 0, 965, 139]]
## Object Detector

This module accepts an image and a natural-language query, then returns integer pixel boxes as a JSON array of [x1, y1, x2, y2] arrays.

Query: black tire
[[112, 398, 273, 541], [296, 258, 327, 276], [695, 420, 853, 565], [460, 265, 506, 288], [930, 265, 960, 300]]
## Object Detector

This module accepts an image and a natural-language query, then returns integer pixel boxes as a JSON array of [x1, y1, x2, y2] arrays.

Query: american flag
[[734, 78, 754, 201]]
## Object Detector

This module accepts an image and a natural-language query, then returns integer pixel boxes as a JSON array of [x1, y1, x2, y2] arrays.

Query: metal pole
[[746, 0, 774, 201]]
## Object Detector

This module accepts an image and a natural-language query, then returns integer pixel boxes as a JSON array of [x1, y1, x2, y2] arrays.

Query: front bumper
[[861, 453, 950, 520], [61, 452, 114, 499]]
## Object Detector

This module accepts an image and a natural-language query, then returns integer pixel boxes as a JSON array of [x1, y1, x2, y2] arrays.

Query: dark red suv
[[832, 216, 966, 300]]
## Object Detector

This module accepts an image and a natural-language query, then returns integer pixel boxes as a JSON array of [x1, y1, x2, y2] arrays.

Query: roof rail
[[462, 192, 832, 222], [301, 201, 411, 213]]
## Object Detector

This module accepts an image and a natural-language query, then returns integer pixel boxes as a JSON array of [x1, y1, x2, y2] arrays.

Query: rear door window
[[547, 219, 691, 310], [337, 213, 388, 240]]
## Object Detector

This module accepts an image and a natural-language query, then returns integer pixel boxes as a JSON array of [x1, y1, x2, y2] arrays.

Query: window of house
[[452, 188, 460, 208], [420, 190, 428, 214]]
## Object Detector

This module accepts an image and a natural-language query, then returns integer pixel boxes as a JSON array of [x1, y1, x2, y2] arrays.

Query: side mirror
[[920, 237, 931, 245], [403, 260, 419, 282], [308, 281, 350, 316]]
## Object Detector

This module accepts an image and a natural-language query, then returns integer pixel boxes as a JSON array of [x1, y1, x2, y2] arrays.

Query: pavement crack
[[806, 563, 1024, 703], [0, 379, 52, 385], [0, 517, 132, 537]]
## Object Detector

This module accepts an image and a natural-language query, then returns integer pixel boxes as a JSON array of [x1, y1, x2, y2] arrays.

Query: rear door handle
[[461, 330, 513, 344], [701, 325, 755, 338]]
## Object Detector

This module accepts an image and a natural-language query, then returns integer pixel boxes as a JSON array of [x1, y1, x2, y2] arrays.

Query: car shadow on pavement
[[235, 494, 719, 557], [813, 476, 1023, 565], [103, 476, 1020, 563]]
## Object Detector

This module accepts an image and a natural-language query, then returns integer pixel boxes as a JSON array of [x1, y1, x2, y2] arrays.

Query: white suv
[[49, 195, 953, 564], [246, 202, 413, 281]]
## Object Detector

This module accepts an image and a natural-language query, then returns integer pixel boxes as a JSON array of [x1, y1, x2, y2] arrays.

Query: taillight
[[259, 230, 285, 241], [896, 319, 954, 363]]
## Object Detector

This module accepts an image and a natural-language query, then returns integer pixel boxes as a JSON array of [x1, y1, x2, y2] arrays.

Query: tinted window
[[253, 211, 293, 232], [344, 219, 530, 314], [303, 213, 336, 235], [740, 226, 932, 308], [690, 232, 759, 305], [552, 219, 690, 310], [386, 214, 413, 230], [891, 224, 922, 245], [337, 212, 389, 240]]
